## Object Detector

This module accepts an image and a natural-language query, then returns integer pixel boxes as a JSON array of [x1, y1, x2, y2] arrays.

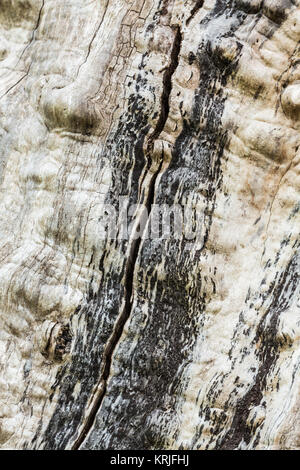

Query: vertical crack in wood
[[71, 25, 182, 451], [18, 0, 45, 63]]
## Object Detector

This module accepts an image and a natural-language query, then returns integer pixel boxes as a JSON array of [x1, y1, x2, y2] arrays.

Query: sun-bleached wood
[[0, 0, 299, 450]]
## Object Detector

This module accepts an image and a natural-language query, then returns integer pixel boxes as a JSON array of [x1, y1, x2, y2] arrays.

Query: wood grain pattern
[[0, 0, 299, 450]]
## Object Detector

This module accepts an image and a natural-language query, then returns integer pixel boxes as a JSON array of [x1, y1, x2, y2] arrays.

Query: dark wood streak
[[71, 26, 183, 449], [218, 249, 299, 449], [35, 84, 152, 450], [79, 1, 250, 451], [35, 5, 183, 449], [29, 0, 298, 450], [186, 0, 204, 25]]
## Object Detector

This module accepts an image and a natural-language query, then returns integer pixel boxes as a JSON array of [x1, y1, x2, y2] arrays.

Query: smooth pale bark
[[0, 0, 299, 450]]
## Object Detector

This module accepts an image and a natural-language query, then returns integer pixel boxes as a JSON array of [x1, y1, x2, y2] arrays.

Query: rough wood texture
[[0, 0, 299, 450]]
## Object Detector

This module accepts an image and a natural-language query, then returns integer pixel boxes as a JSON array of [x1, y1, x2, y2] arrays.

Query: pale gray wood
[[0, 0, 299, 450]]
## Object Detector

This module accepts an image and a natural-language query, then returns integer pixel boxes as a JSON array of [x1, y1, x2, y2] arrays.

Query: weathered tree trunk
[[0, 0, 299, 450]]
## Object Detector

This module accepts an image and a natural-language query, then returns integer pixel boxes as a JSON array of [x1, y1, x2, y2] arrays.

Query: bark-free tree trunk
[[0, 0, 299, 450]]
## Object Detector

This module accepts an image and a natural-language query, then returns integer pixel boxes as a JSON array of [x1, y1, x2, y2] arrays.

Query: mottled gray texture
[[0, 0, 299, 450]]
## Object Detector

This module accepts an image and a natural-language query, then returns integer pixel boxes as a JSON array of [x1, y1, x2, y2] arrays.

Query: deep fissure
[[72, 25, 182, 450]]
